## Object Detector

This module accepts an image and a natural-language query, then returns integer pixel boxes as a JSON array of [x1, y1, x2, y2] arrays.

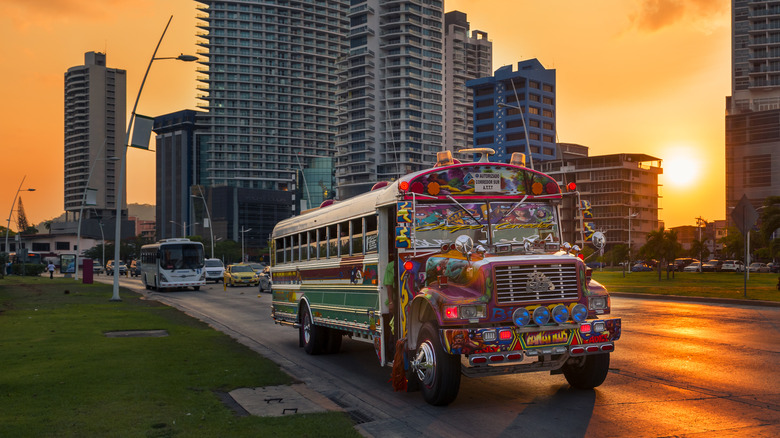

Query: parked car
[[631, 263, 653, 272], [105, 260, 127, 276], [587, 261, 606, 269], [720, 260, 745, 272], [748, 262, 770, 273], [671, 258, 698, 271], [204, 258, 225, 283], [92, 260, 103, 274], [701, 259, 722, 272], [683, 262, 702, 272], [223, 264, 259, 287], [767, 262, 780, 273], [258, 266, 272, 294]]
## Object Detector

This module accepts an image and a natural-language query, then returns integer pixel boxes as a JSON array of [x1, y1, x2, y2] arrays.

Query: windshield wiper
[[493, 196, 528, 224], [446, 195, 483, 226]]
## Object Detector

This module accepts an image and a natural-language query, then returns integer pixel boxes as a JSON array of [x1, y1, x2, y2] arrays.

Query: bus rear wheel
[[412, 322, 461, 406], [300, 305, 327, 355]]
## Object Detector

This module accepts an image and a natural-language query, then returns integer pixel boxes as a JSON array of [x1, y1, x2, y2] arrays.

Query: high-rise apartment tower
[[444, 11, 492, 153], [335, 0, 445, 199], [64, 51, 127, 221], [726, 0, 780, 218]]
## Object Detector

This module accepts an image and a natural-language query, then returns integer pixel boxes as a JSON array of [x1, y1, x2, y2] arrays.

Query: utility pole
[[695, 216, 706, 272]]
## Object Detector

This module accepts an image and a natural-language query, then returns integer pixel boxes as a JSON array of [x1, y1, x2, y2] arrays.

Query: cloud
[[629, 0, 728, 33], [0, 0, 145, 30]]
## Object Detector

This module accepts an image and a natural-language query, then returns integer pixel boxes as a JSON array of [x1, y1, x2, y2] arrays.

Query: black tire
[[300, 305, 327, 355], [193, 286, 200, 291], [562, 353, 610, 389], [412, 322, 461, 406], [325, 329, 342, 354]]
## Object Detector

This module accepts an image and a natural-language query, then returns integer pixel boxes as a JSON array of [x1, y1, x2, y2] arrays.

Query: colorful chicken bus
[[270, 148, 620, 406]]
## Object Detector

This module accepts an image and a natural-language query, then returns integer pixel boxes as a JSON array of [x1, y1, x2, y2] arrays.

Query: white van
[[204, 258, 225, 282]]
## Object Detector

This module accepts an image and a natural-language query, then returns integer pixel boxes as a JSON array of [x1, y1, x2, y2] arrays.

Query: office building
[[539, 145, 663, 255], [153, 110, 201, 240], [335, 0, 445, 199], [64, 51, 127, 222], [193, 0, 348, 210], [444, 11, 492, 153], [466, 59, 557, 165], [726, 0, 780, 220]]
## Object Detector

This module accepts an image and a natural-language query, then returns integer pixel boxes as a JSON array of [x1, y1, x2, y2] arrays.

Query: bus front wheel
[[562, 353, 610, 389], [412, 322, 461, 406]]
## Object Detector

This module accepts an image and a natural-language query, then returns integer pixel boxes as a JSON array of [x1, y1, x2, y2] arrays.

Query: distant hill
[[36, 203, 156, 229]]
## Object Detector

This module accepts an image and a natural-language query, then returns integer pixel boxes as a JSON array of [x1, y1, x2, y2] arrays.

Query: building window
[[475, 123, 493, 133], [744, 154, 772, 187], [476, 136, 494, 145], [55, 242, 70, 251], [33, 243, 51, 252]]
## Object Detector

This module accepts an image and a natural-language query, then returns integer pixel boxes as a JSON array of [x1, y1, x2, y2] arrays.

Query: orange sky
[[0, 0, 730, 230]]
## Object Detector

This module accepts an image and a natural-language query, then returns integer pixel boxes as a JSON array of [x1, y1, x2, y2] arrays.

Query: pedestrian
[[47, 261, 55, 279]]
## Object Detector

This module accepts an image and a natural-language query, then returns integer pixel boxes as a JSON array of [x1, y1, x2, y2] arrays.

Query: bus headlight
[[551, 304, 569, 324], [512, 307, 530, 327], [569, 303, 588, 323], [532, 306, 550, 325], [459, 305, 486, 319], [588, 296, 608, 310]]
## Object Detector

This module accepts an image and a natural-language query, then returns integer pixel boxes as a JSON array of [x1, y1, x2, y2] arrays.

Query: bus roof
[[273, 161, 562, 238]]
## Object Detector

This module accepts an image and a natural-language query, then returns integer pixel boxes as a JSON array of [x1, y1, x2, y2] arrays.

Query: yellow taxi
[[223, 263, 259, 287]]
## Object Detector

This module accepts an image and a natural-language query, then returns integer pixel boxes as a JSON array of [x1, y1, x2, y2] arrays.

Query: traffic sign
[[731, 195, 759, 235]]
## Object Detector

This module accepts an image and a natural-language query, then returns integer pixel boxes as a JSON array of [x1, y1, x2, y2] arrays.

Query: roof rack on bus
[[157, 238, 192, 243], [457, 147, 495, 163]]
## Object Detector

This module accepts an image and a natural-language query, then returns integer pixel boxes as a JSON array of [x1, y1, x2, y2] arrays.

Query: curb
[[610, 292, 780, 307]]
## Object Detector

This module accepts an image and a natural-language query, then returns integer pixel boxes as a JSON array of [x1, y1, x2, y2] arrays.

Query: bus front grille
[[494, 263, 580, 304]]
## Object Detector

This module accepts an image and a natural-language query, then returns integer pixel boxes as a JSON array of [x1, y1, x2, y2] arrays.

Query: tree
[[604, 244, 628, 267], [719, 226, 744, 260], [690, 238, 710, 262], [639, 226, 682, 280], [215, 240, 241, 265]]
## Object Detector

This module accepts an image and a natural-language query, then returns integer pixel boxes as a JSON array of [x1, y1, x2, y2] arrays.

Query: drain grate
[[347, 409, 374, 425], [104, 330, 169, 338]]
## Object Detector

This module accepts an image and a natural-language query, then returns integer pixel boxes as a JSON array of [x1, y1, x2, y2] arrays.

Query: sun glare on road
[[661, 147, 701, 187]]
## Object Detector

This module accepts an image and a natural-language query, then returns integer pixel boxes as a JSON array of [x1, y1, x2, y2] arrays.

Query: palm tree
[[640, 226, 682, 280]]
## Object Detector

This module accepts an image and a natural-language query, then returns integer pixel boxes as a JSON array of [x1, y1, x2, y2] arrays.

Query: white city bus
[[140, 238, 206, 291]]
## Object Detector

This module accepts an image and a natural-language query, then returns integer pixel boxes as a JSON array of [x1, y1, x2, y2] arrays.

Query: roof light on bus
[[399, 181, 409, 191], [509, 152, 526, 167], [567, 182, 577, 191], [403, 261, 414, 271], [411, 181, 424, 194], [436, 151, 454, 167], [427, 181, 441, 195]]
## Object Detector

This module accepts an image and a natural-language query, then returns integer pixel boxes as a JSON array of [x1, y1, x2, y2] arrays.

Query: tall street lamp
[[626, 207, 639, 262], [5, 176, 35, 254], [111, 15, 197, 301], [191, 185, 214, 258], [169, 220, 199, 237], [496, 102, 534, 170], [75, 149, 119, 281], [240, 226, 252, 262]]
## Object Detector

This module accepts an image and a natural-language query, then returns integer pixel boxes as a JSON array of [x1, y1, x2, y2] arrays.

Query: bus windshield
[[161, 244, 205, 270], [413, 201, 559, 252]]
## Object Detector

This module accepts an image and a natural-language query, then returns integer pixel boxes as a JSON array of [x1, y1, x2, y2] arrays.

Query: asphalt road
[[101, 276, 780, 437]]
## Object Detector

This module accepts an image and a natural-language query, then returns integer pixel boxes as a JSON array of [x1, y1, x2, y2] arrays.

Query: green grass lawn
[[592, 269, 780, 302], [0, 277, 360, 438]]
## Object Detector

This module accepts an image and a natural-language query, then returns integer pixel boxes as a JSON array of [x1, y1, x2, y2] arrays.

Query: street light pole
[[5, 176, 35, 254], [191, 185, 214, 258], [240, 226, 252, 262], [169, 220, 199, 237], [626, 207, 639, 262], [111, 15, 197, 301], [75, 144, 118, 280]]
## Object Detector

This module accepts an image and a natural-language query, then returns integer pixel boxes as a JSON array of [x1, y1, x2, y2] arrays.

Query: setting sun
[[661, 147, 702, 187]]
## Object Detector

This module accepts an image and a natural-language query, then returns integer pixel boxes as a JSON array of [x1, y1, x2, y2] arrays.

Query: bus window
[[365, 215, 378, 254], [307, 230, 316, 260], [291, 234, 299, 262], [339, 223, 350, 257], [318, 228, 327, 258], [275, 238, 284, 265], [351, 218, 364, 255], [327, 224, 338, 258]]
